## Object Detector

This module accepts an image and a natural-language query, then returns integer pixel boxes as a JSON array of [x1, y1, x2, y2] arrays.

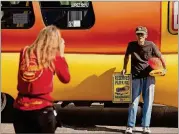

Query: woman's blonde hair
[[25, 25, 63, 72]]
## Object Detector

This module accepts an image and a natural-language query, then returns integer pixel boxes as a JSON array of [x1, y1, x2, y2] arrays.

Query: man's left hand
[[161, 69, 167, 76]]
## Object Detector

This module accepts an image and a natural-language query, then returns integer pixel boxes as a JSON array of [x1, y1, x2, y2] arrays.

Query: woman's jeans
[[127, 76, 155, 127]]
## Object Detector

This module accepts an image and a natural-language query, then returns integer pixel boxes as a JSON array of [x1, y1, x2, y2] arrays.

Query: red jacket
[[14, 47, 70, 110]]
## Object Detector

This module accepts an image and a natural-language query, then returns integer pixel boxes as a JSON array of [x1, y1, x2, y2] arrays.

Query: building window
[[1, 1, 35, 29], [40, 1, 95, 29]]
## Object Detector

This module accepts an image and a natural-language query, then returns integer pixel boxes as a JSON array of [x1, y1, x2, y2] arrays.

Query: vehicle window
[[168, 1, 178, 35], [40, 1, 95, 29], [1, 1, 35, 29]]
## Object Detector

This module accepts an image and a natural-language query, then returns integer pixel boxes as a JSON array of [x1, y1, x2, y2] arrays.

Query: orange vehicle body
[[2, 2, 178, 107]]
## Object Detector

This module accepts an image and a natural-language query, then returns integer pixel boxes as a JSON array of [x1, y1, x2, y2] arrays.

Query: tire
[[1, 93, 7, 112], [1, 93, 14, 123]]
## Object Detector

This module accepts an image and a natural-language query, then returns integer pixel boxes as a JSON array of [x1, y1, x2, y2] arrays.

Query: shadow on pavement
[[62, 125, 126, 133]]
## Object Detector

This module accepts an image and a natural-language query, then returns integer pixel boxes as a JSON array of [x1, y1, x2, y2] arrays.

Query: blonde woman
[[13, 25, 70, 133]]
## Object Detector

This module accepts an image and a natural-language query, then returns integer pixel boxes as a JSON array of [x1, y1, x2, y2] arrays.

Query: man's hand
[[161, 68, 167, 76], [121, 69, 127, 75]]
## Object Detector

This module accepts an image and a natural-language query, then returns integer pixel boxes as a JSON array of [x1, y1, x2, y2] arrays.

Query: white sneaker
[[143, 127, 151, 134], [125, 127, 133, 134]]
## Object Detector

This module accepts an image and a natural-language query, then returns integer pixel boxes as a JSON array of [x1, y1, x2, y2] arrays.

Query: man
[[122, 26, 166, 134]]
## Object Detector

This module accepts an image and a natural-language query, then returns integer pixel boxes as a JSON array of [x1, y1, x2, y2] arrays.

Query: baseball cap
[[135, 26, 148, 34]]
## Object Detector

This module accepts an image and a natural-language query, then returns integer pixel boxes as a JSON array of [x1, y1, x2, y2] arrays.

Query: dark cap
[[135, 26, 148, 34]]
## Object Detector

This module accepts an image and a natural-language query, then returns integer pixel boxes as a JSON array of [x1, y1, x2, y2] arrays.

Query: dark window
[[1, 1, 35, 29], [40, 1, 95, 29], [168, 1, 178, 35]]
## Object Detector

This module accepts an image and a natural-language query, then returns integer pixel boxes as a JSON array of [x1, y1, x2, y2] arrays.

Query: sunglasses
[[136, 33, 145, 36], [136, 33, 147, 36]]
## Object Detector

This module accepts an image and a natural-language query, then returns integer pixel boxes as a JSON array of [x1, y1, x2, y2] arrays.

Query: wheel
[[1, 93, 14, 123], [1, 93, 7, 112]]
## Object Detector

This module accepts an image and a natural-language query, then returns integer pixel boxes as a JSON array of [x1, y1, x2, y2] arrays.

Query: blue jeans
[[127, 76, 155, 127]]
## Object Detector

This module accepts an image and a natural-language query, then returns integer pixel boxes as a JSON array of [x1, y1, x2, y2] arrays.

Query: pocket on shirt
[[145, 52, 152, 59]]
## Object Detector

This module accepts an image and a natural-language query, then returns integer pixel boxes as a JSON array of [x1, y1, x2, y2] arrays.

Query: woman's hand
[[59, 38, 65, 57]]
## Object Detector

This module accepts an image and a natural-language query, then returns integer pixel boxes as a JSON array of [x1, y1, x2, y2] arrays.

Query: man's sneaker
[[143, 127, 151, 134], [125, 127, 133, 134]]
